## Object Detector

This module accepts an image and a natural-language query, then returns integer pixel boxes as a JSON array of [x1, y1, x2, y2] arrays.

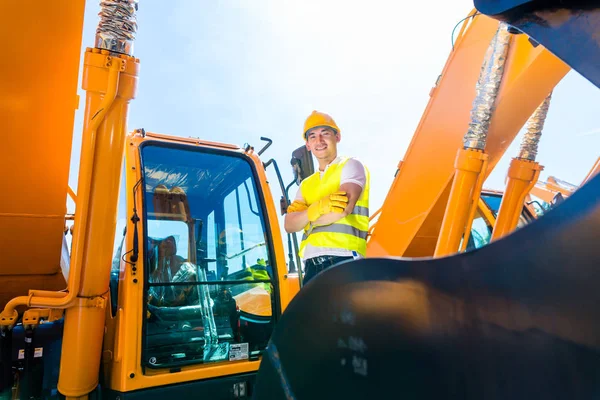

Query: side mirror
[[551, 192, 565, 207], [290, 145, 314, 185]]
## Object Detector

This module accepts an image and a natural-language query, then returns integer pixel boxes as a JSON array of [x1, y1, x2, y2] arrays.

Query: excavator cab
[[1, 0, 300, 394], [109, 136, 287, 388]]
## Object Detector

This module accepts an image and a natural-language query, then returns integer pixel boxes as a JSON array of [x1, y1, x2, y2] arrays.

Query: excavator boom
[[367, 12, 569, 257]]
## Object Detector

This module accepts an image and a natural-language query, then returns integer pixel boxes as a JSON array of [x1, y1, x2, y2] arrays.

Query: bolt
[[129, 372, 135, 378], [133, 278, 138, 284]]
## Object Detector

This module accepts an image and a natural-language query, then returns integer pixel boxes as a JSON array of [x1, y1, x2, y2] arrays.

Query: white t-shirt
[[293, 157, 367, 260]]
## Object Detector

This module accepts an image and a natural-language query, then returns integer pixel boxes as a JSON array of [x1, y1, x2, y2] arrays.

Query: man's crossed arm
[[284, 182, 363, 233]]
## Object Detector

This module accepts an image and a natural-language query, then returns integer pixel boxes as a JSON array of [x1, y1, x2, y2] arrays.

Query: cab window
[[141, 144, 276, 369], [464, 208, 493, 251]]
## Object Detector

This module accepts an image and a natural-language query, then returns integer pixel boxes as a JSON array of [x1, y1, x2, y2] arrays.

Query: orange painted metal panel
[[367, 14, 499, 257], [0, 1, 85, 290]]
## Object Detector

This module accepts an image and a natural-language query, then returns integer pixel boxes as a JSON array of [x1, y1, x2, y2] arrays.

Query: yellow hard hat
[[303, 110, 340, 140]]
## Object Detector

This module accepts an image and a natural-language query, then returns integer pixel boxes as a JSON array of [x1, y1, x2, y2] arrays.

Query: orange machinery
[[0, 1, 588, 399], [0, 1, 299, 398], [252, 0, 600, 397], [366, 12, 570, 257]]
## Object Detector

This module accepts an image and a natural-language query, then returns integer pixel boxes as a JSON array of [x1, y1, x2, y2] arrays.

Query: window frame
[[465, 193, 538, 251], [219, 179, 268, 277], [466, 205, 494, 251], [480, 192, 536, 222], [109, 162, 128, 318], [138, 140, 282, 372]]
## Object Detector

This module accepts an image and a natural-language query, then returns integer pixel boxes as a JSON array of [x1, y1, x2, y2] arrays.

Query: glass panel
[[480, 193, 502, 217], [145, 281, 273, 368], [204, 210, 218, 281], [465, 209, 493, 251], [109, 163, 127, 317], [481, 192, 536, 230], [222, 179, 270, 278], [141, 144, 275, 369]]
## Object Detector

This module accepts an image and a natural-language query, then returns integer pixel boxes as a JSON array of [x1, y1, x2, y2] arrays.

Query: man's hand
[[307, 191, 348, 222], [287, 200, 308, 214]]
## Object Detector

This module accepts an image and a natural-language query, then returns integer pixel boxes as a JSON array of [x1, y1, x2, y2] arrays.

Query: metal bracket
[[0, 309, 18, 328], [22, 308, 64, 327]]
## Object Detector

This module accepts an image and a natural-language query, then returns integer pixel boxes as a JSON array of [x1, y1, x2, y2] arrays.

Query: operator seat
[[152, 185, 190, 218]]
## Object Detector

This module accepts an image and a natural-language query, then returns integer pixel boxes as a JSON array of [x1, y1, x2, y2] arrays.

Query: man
[[284, 110, 370, 285]]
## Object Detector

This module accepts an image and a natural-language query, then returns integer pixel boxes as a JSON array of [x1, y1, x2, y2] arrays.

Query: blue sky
[[69, 1, 600, 237]]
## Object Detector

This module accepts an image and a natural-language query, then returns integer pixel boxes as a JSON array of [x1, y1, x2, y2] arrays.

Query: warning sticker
[[17, 348, 43, 359], [229, 343, 249, 361]]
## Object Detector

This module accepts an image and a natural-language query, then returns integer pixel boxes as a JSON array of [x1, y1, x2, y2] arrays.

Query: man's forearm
[[313, 211, 348, 227], [284, 210, 310, 233], [285, 188, 355, 233], [285, 210, 344, 233]]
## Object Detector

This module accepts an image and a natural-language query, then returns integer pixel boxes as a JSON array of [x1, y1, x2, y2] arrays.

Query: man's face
[[305, 127, 340, 160]]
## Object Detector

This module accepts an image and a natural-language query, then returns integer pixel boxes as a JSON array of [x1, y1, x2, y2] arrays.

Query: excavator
[[2, 0, 599, 399]]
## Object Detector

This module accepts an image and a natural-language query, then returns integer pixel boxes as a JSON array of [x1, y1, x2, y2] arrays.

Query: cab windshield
[[140, 143, 277, 369]]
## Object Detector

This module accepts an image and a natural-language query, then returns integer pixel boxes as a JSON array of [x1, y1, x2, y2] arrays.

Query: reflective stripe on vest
[[352, 205, 369, 217], [298, 157, 370, 258], [301, 205, 369, 241], [301, 223, 368, 242]]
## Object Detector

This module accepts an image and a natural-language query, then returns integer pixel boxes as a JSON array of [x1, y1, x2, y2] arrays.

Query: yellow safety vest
[[298, 157, 370, 258]]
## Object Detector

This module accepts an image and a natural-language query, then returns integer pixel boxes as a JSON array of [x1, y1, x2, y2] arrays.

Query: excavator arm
[[366, 11, 569, 257]]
